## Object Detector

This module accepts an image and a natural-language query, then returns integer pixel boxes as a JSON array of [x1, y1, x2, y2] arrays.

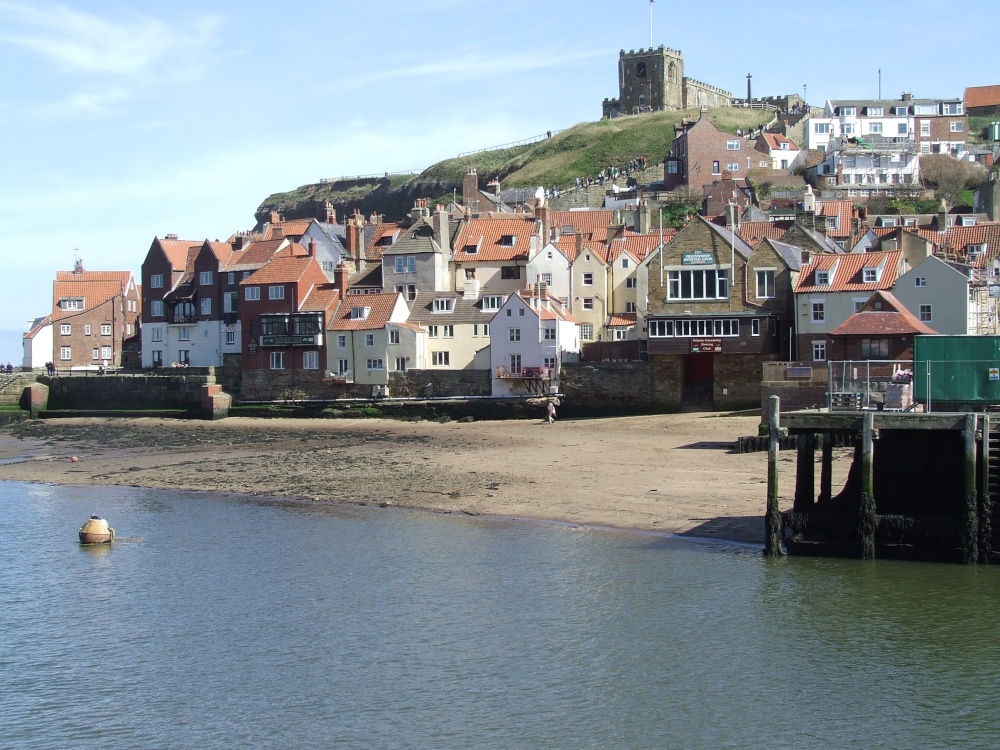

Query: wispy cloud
[[0, 1, 222, 115]]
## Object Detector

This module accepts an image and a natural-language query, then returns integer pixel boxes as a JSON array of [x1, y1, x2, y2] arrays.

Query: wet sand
[[0, 413, 806, 543]]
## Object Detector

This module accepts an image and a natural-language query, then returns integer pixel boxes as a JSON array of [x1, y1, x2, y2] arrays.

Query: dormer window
[[481, 295, 503, 311], [867, 106, 883, 116], [432, 298, 453, 313], [826, 216, 838, 230], [815, 270, 830, 286], [780, 142, 790, 150], [61, 298, 83, 310], [961, 216, 977, 227], [499, 235, 516, 247], [880, 218, 897, 227], [350, 306, 370, 320], [463, 244, 478, 254], [839, 106, 856, 116], [968, 244, 986, 257], [863, 268, 877, 283]]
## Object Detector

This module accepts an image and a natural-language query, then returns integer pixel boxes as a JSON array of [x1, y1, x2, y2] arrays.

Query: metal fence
[[827, 360, 913, 410]]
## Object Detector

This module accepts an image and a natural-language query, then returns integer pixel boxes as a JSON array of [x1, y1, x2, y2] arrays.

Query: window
[[544, 327, 556, 340], [428, 325, 439, 338], [84, 325, 91, 335], [200, 297, 211, 315], [509, 328, 521, 342], [151, 300, 163, 317], [432, 298, 453, 313], [622, 258, 629, 269], [812, 302, 825, 322], [60, 324, 71, 335], [337, 359, 349, 375], [812, 341, 826, 362], [245, 286, 260, 301], [406, 256, 416, 273], [501, 266, 521, 280], [580, 323, 594, 340], [406, 285, 417, 302], [101, 346, 111, 360], [540, 273, 552, 285], [751, 319, 760, 336], [920, 143, 931, 154], [365, 333, 374, 347], [394, 257, 404, 273], [303, 351, 319, 370], [432, 351, 450, 366], [756, 269, 775, 299], [390, 329, 400, 344], [366, 358, 384, 371], [815, 122, 831, 134], [626, 277, 638, 289], [853, 300, 865, 313], [92, 348, 99, 360], [893, 106, 908, 116], [867, 106, 883, 116], [482, 295, 503, 311], [868, 122, 882, 135], [59, 346, 71, 360], [508, 354, 522, 374], [178, 350, 189, 365], [582, 272, 593, 286], [919, 304, 932, 322], [860, 338, 889, 359], [544, 357, 556, 370], [395, 357, 407, 372], [152, 351, 162, 367], [667, 269, 729, 300], [151, 327, 163, 342], [760, 160, 769, 167], [625, 302, 637, 313], [950, 121, 965, 132], [920, 121, 931, 137], [442, 325, 454, 338], [483, 324, 490, 337], [727, 162, 740, 172], [97, 323, 110, 336], [178, 327, 190, 341], [268, 285, 284, 300], [583, 298, 594, 310], [915, 277, 927, 287], [270, 352, 285, 370], [712, 161, 720, 175], [199, 271, 212, 286], [898, 123, 908, 135], [150, 274, 164, 289], [518, 309, 525, 316], [839, 106, 856, 116], [943, 102, 963, 115], [225, 330, 236, 345], [242, 271, 250, 280], [726, 140, 740, 150], [862, 268, 877, 283], [227, 272, 235, 285], [337, 334, 347, 348]]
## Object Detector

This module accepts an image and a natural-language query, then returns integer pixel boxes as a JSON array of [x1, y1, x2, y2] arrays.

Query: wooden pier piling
[[764, 395, 782, 557]]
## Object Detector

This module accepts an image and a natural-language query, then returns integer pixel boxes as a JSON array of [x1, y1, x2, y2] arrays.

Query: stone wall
[[239, 368, 492, 402], [389, 369, 492, 398], [43, 370, 217, 409], [761, 383, 828, 420], [715, 354, 777, 410], [561, 359, 683, 415]]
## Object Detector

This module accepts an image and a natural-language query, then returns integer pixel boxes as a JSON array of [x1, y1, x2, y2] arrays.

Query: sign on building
[[682, 250, 715, 265]]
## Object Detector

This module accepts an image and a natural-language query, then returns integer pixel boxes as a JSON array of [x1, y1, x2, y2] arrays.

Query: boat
[[78, 515, 115, 544]]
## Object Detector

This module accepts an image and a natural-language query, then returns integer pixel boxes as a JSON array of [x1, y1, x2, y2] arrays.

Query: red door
[[686, 352, 714, 383]]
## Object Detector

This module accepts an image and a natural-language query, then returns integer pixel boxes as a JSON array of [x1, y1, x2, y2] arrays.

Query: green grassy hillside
[[257, 107, 771, 223]]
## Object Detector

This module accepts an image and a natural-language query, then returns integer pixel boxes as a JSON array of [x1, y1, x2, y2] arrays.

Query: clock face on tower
[[636, 62, 647, 78]]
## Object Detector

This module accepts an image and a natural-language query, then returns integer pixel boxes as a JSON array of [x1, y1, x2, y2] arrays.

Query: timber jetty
[[764, 396, 995, 564]]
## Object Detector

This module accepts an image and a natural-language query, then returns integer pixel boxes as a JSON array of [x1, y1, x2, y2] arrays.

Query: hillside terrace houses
[[806, 136, 922, 202], [804, 95, 969, 156], [36, 259, 141, 370], [663, 107, 754, 195], [326, 292, 418, 386]]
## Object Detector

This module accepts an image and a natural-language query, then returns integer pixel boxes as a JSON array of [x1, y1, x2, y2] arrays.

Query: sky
[[0, 0, 985, 361]]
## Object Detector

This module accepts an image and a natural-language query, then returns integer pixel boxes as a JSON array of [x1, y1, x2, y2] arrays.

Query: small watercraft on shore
[[79, 515, 114, 544]]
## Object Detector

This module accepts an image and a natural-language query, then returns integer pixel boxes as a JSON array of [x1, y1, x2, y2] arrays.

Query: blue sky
[[0, 0, 983, 361]]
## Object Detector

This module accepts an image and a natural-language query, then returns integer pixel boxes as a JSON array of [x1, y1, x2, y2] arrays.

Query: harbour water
[[2, 479, 999, 749]]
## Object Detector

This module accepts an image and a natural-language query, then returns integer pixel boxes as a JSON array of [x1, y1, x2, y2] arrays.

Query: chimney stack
[[334, 263, 349, 297], [536, 204, 551, 246], [463, 169, 480, 213], [324, 201, 337, 224], [433, 205, 450, 254], [270, 210, 281, 224], [308, 239, 316, 257]]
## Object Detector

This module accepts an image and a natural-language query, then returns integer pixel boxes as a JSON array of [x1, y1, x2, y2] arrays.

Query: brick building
[[50, 259, 141, 370], [663, 109, 749, 196], [827, 291, 936, 361]]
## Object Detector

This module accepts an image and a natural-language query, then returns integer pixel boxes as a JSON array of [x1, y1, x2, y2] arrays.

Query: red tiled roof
[[738, 221, 789, 245], [965, 85, 1000, 109], [607, 313, 637, 327], [300, 284, 340, 313], [367, 223, 402, 261], [514, 288, 577, 323], [453, 217, 537, 261], [549, 210, 615, 241], [239, 245, 316, 285], [51, 279, 129, 321], [829, 293, 936, 336], [606, 232, 671, 262], [226, 239, 288, 270], [157, 238, 201, 270], [795, 250, 901, 293], [816, 200, 854, 238], [328, 292, 402, 331]]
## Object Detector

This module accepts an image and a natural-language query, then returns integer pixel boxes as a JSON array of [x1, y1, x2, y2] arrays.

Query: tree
[[920, 154, 987, 208]]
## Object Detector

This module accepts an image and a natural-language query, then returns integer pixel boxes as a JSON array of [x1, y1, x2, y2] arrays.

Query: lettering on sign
[[691, 338, 722, 353], [682, 250, 715, 266]]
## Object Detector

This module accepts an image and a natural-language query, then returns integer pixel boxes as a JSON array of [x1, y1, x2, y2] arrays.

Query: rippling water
[[2, 480, 999, 749]]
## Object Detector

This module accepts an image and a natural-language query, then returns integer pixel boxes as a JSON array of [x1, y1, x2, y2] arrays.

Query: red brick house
[[50, 259, 141, 370], [827, 291, 936, 361], [663, 108, 750, 195]]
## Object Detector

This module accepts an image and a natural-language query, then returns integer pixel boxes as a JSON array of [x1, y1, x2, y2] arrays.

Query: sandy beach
[[0, 413, 798, 543]]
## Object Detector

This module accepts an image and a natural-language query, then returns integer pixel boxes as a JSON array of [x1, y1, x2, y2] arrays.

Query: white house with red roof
[[753, 132, 802, 172], [22, 315, 52, 370], [451, 216, 539, 294], [794, 249, 905, 362], [489, 288, 579, 397]]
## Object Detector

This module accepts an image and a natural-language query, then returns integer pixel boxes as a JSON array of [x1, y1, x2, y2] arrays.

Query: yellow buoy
[[79, 515, 114, 544]]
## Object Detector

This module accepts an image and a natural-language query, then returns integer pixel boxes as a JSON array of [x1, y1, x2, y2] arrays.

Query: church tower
[[612, 46, 685, 115]]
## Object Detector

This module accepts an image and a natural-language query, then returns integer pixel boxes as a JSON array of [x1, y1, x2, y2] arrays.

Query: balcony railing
[[496, 365, 551, 379]]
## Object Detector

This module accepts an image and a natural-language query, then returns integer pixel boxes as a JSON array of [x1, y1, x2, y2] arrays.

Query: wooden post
[[962, 413, 979, 564], [859, 411, 876, 560], [980, 413, 992, 564], [819, 431, 833, 504], [764, 395, 782, 556], [794, 433, 815, 511]]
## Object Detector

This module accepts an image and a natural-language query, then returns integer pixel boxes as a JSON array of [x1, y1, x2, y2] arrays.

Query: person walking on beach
[[546, 400, 556, 424]]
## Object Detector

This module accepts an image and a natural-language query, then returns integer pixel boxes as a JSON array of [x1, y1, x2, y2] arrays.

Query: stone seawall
[[43, 371, 217, 410], [561, 360, 682, 415]]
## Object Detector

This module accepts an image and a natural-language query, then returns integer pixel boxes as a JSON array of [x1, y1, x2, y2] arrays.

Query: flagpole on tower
[[650, 0, 654, 47]]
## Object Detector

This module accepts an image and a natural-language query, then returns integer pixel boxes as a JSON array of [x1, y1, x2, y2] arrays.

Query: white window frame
[[268, 285, 285, 300], [270, 351, 285, 370], [199, 271, 213, 286], [303, 351, 319, 370], [543, 327, 556, 341], [365, 333, 375, 347], [432, 298, 453, 313], [60, 346, 72, 360], [726, 139, 740, 151], [150, 274, 164, 289], [919, 304, 932, 322], [432, 351, 450, 366], [200, 297, 211, 315], [812, 341, 826, 362], [151, 300, 163, 317], [811, 301, 825, 322], [755, 269, 776, 299], [245, 286, 260, 301], [366, 358, 384, 371], [509, 328, 521, 342], [60, 324, 71, 335], [151, 327, 163, 342], [101, 324, 112, 336], [582, 272, 594, 286]]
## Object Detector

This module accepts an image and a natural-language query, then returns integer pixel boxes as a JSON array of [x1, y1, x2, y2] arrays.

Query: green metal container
[[914, 335, 1000, 406]]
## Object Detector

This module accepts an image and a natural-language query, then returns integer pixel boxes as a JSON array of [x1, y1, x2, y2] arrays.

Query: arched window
[[668, 62, 676, 82], [636, 62, 647, 78]]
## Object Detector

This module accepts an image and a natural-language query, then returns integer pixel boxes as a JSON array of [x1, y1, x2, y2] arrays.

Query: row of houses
[[23, 165, 1000, 405]]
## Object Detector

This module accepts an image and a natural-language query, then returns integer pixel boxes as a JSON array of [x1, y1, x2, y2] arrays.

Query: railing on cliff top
[[457, 130, 565, 158], [318, 170, 423, 185]]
